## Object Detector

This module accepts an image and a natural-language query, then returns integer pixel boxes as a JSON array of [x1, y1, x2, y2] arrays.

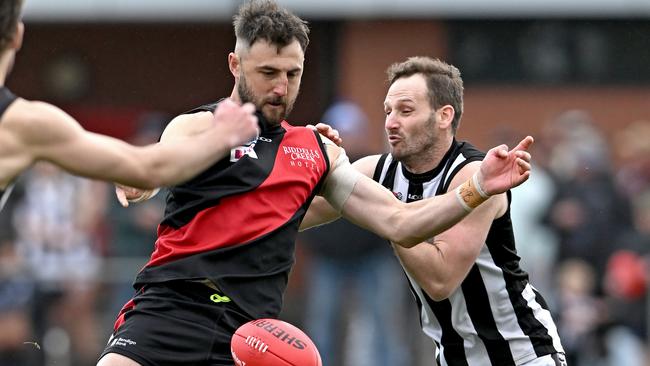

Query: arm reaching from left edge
[[19, 98, 257, 191], [304, 136, 533, 246], [114, 100, 259, 207]]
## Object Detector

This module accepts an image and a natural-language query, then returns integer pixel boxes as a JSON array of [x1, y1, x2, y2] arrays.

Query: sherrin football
[[231, 318, 322, 366]]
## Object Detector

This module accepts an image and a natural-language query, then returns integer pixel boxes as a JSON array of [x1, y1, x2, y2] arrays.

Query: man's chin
[[261, 106, 285, 125], [390, 149, 405, 161]]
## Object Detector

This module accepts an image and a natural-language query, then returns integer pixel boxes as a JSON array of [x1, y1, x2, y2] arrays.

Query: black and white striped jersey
[[373, 140, 564, 366], [0, 86, 18, 212]]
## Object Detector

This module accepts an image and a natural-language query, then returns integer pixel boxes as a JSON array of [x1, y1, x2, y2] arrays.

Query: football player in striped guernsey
[[303, 57, 566, 366]]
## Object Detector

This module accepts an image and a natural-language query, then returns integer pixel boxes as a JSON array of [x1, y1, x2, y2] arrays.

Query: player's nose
[[385, 111, 400, 130], [272, 76, 288, 96]]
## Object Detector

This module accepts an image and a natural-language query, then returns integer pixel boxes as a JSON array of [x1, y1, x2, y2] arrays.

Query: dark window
[[449, 20, 650, 85]]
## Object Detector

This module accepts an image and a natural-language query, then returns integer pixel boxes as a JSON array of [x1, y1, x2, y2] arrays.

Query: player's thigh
[[102, 282, 227, 365], [97, 352, 142, 366]]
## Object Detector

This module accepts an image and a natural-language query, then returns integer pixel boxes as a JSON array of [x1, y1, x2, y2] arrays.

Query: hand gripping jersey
[[135, 101, 330, 319], [373, 140, 564, 366], [0, 87, 18, 212]]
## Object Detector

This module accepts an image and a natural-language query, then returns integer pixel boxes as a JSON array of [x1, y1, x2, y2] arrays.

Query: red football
[[231, 318, 322, 366]]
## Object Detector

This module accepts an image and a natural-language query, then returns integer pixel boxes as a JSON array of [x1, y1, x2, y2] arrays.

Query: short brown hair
[[233, 0, 310, 53], [0, 0, 23, 52], [387, 57, 464, 134]]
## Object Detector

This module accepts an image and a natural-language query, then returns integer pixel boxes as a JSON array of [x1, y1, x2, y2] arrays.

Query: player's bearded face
[[385, 74, 443, 166], [237, 73, 296, 125], [390, 112, 438, 162], [235, 40, 303, 126]]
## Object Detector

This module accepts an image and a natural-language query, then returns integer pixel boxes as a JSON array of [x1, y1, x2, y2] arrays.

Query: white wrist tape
[[128, 188, 161, 203], [473, 173, 489, 198], [321, 149, 362, 212]]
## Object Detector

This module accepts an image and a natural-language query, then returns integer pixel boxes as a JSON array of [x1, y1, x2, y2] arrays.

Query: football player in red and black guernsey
[[99, 1, 533, 366]]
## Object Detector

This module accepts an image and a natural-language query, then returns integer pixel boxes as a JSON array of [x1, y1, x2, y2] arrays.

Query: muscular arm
[[300, 196, 340, 230], [300, 153, 379, 231], [12, 99, 256, 189], [392, 162, 508, 301], [332, 147, 470, 247], [313, 137, 531, 247]]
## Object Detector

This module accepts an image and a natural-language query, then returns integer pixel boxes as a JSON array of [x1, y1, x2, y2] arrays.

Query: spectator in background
[[544, 110, 645, 366], [614, 120, 650, 200], [0, 239, 35, 366], [554, 259, 604, 366], [299, 100, 410, 366], [0, 182, 37, 366], [608, 120, 650, 344], [544, 110, 633, 288], [13, 163, 108, 366]]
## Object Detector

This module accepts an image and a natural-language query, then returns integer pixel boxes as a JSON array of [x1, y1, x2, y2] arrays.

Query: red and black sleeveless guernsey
[[134, 101, 330, 319], [0, 87, 18, 212]]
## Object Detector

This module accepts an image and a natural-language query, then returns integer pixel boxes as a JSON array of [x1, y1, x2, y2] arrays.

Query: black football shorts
[[99, 281, 250, 366]]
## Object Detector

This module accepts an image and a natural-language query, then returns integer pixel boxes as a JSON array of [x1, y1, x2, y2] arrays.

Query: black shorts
[[99, 281, 251, 366]]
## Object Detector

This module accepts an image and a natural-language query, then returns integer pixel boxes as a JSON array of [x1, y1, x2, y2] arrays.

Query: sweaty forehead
[[385, 75, 428, 106]]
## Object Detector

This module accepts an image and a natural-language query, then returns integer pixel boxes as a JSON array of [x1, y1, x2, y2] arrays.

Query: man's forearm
[[339, 173, 488, 247]]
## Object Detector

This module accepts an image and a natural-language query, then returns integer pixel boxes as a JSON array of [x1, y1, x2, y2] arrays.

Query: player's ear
[[11, 21, 24, 51], [436, 105, 455, 130], [228, 52, 240, 79]]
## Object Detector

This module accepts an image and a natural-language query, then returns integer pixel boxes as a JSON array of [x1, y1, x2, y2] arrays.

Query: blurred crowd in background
[[1, 3, 650, 366]]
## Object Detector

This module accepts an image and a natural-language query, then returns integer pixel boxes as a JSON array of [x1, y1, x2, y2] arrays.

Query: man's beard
[[237, 74, 294, 125], [390, 113, 438, 164]]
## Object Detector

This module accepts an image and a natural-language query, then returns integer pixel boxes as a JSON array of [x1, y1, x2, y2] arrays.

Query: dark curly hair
[[233, 0, 309, 53]]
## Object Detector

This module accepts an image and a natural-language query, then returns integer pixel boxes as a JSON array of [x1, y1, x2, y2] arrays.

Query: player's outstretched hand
[[213, 99, 259, 147], [307, 122, 343, 146], [477, 136, 533, 196]]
